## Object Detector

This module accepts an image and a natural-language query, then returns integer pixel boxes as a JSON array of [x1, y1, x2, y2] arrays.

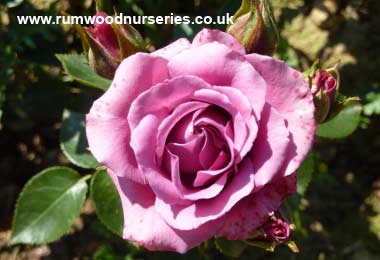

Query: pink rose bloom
[[86, 29, 316, 253]]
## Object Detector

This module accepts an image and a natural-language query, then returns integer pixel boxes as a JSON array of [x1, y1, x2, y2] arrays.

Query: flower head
[[86, 29, 316, 253]]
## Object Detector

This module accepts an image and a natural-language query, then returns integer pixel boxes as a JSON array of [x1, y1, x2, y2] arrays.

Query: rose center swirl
[[156, 102, 235, 190]]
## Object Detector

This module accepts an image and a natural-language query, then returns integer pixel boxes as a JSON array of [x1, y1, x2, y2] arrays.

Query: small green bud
[[227, 0, 280, 55]]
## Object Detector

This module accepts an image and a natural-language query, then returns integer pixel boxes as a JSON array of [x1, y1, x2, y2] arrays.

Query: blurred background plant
[[0, 0, 379, 259]]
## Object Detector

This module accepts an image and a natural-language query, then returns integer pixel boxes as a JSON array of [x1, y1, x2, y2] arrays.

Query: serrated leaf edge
[[9, 166, 88, 245], [317, 103, 363, 139], [59, 109, 99, 169], [90, 170, 123, 237], [55, 53, 111, 91]]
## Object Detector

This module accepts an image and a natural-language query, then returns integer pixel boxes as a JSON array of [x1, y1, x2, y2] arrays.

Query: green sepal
[[95, 0, 112, 14], [227, 0, 279, 55], [75, 24, 90, 54], [244, 240, 276, 252], [314, 87, 332, 123], [110, 21, 145, 60], [285, 241, 300, 253]]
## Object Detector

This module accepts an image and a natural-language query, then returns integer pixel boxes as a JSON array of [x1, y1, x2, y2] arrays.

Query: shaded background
[[0, 0, 380, 259]]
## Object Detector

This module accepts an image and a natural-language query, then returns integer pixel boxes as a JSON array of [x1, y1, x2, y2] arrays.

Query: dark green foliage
[[10, 167, 88, 245], [317, 103, 362, 138], [91, 170, 123, 236], [56, 54, 112, 91], [60, 109, 100, 169]]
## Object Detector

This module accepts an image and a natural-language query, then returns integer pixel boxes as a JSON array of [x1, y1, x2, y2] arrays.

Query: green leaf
[[284, 196, 308, 237], [60, 109, 99, 169], [5, 0, 24, 8], [214, 237, 247, 258], [297, 154, 315, 195], [243, 240, 276, 252], [317, 103, 362, 138], [364, 92, 380, 116], [91, 170, 123, 236], [56, 53, 111, 91], [93, 245, 118, 260], [218, 0, 241, 17], [10, 167, 88, 245], [95, 0, 112, 13]]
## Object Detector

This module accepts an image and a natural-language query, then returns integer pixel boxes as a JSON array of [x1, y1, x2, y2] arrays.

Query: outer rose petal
[[192, 29, 246, 55], [168, 42, 266, 120], [155, 158, 255, 230], [90, 53, 169, 118], [108, 171, 223, 253], [252, 105, 290, 189], [246, 54, 316, 176], [152, 38, 191, 60], [86, 53, 168, 183], [217, 174, 296, 240], [86, 114, 139, 181]]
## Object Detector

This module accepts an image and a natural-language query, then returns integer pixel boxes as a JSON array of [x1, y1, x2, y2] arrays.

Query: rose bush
[[86, 29, 316, 253]]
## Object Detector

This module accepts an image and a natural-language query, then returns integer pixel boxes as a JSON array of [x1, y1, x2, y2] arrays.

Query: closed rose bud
[[86, 12, 121, 59], [82, 12, 145, 79], [312, 68, 339, 123], [227, 0, 280, 55], [261, 212, 291, 243]]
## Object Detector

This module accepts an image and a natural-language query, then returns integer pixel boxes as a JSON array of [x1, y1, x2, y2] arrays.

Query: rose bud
[[312, 67, 339, 123], [244, 212, 292, 251], [82, 12, 145, 79], [227, 0, 280, 55], [261, 212, 291, 243]]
